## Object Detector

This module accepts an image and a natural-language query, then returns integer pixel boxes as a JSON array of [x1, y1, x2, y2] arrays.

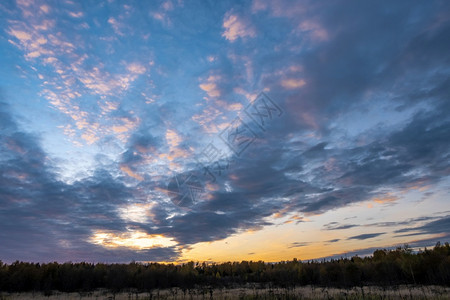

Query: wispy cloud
[[6, 2, 150, 147]]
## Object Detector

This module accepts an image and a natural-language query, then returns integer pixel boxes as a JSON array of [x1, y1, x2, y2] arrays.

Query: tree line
[[0, 242, 449, 293]]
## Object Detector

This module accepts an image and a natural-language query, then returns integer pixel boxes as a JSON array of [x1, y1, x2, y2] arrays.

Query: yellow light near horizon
[[178, 221, 336, 263], [90, 230, 177, 250]]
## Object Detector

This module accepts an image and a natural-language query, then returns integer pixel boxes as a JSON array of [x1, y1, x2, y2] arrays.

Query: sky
[[0, 0, 449, 264]]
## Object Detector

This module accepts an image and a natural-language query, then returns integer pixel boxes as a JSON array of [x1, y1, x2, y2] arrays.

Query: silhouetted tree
[[0, 241, 449, 293]]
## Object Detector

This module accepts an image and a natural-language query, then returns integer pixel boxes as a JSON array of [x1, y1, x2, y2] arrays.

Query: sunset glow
[[0, 0, 449, 264]]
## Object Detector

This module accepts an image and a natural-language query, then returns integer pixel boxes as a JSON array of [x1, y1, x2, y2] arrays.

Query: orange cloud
[[191, 106, 226, 134], [120, 165, 144, 181], [81, 132, 99, 144], [112, 125, 129, 133], [165, 129, 181, 148], [373, 194, 399, 204]]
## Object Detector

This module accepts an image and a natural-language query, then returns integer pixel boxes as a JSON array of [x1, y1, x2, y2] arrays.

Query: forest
[[0, 243, 449, 293]]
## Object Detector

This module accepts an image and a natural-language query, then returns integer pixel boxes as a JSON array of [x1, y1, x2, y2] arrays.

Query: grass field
[[1, 285, 450, 299]]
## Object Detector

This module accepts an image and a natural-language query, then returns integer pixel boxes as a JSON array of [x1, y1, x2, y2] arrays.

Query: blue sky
[[0, 0, 449, 263]]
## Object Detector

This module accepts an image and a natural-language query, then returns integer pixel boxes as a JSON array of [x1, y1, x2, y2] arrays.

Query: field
[[1, 285, 450, 300]]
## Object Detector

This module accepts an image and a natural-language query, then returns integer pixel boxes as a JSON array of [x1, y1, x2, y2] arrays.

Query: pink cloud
[[108, 17, 124, 36], [9, 29, 32, 42], [127, 63, 147, 74], [297, 20, 329, 42], [281, 78, 306, 89], [251, 0, 306, 18], [222, 12, 256, 42], [199, 75, 221, 98], [40, 5, 50, 14], [68, 11, 84, 18]]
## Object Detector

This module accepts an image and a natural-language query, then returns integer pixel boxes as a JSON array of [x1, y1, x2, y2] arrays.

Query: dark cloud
[[0, 101, 178, 263], [326, 239, 341, 244], [280, 0, 450, 130], [366, 216, 439, 229], [323, 223, 358, 231], [395, 215, 450, 236], [153, 92, 450, 245], [322, 216, 444, 238], [124, 0, 450, 251], [121, 131, 161, 165], [302, 142, 328, 158], [288, 242, 309, 249], [348, 233, 385, 241]]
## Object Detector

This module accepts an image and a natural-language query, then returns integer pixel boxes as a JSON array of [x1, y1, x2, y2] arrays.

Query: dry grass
[[1, 285, 450, 299]]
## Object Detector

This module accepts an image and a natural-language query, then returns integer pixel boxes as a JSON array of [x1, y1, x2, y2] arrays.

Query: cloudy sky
[[1, 0, 449, 263]]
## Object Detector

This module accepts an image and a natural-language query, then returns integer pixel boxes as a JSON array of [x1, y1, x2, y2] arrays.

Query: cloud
[[222, 12, 255, 42], [199, 75, 221, 98], [127, 63, 147, 74], [89, 230, 177, 250], [101, 0, 450, 254], [0, 99, 177, 263], [251, 0, 306, 18], [323, 222, 358, 231], [348, 233, 385, 241], [152, 144, 311, 244], [68, 11, 83, 18], [8, 29, 32, 41], [150, 0, 175, 25], [39, 5, 50, 13], [120, 164, 144, 181], [296, 20, 329, 42], [288, 242, 309, 248], [281, 78, 306, 90], [326, 239, 341, 244], [395, 215, 450, 236], [108, 17, 124, 36], [6, 2, 150, 148]]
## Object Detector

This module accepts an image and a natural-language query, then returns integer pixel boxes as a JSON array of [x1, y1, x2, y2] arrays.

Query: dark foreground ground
[[1, 285, 450, 299]]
